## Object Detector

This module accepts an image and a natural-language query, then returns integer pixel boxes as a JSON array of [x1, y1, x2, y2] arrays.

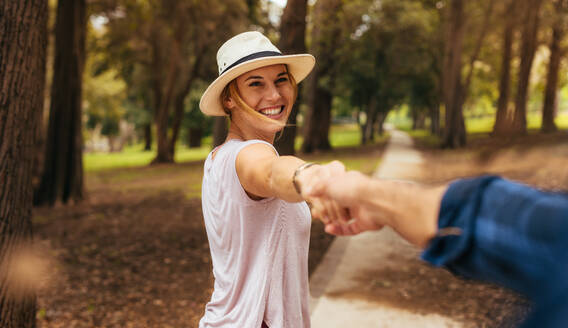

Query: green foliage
[[83, 51, 127, 137], [335, 0, 440, 122], [182, 81, 212, 138]]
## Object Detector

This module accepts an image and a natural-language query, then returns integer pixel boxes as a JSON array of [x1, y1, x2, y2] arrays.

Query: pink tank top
[[199, 139, 311, 328]]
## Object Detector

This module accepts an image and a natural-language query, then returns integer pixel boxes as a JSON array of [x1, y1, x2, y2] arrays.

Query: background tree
[[493, 0, 518, 135], [273, 0, 308, 156], [100, 0, 249, 162], [442, 0, 494, 148], [301, 0, 343, 153], [542, 0, 568, 133], [35, 0, 86, 206], [512, 0, 544, 135], [337, 0, 437, 143], [0, 0, 47, 326]]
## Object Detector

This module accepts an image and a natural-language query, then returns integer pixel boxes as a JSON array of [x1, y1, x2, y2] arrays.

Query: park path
[[309, 128, 464, 328]]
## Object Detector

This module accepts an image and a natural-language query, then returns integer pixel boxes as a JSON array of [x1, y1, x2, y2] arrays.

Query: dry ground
[[33, 144, 384, 327], [32, 132, 568, 327], [391, 130, 568, 327], [312, 131, 568, 328]]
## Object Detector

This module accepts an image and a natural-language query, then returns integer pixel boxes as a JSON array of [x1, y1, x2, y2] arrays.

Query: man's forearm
[[363, 179, 447, 248]]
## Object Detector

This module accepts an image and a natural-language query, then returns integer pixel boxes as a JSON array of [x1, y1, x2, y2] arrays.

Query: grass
[[466, 112, 568, 133], [84, 124, 387, 201], [84, 141, 212, 172], [392, 111, 568, 142], [85, 124, 381, 172]]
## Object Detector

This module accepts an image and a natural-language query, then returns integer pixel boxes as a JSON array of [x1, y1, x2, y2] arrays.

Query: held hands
[[305, 170, 385, 236], [303, 168, 446, 247], [293, 161, 351, 225]]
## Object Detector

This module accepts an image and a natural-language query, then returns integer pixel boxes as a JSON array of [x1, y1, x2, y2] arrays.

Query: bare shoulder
[[236, 142, 278, 166], [235, 142, 278, 198]]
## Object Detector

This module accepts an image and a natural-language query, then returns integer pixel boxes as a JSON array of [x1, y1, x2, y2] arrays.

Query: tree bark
[[188, 128, 203, 148], [212, 116, 228, 148], [144, 123, 152, 151], [362, 96, 378, 145], [0, 0, 47, 326], [274, 0, 308, 156], [35, 0, 86, 206], [542, 0, 567, 133], [429, 103, 441, 135], [301, 0, 342, 153], [442, 0, 466, 148], [302, 74, 334, 152], [376, 111, 388, 136], [512, 0, 543, 135], [493, 0, 517, 135], [168, 51, 204, 158], [152, 51, 179, 163]]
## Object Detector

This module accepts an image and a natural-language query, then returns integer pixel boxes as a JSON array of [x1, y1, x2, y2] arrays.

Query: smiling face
[[224, 64, 296, 140]]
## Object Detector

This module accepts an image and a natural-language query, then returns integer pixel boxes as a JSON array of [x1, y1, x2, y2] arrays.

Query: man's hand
[[295, 161, 351, 224], [306, 170, 384, 235]]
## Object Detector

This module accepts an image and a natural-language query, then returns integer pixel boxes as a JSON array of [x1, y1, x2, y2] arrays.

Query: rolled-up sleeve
[[421, 176, 568, 300]]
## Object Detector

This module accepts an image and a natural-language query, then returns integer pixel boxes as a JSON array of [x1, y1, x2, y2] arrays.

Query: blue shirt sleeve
[[422, 176, 568, 296], [421, 176, 568, 327]]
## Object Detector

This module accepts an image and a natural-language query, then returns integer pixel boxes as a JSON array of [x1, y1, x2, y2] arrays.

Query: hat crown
[[216, 31, 282, 75]]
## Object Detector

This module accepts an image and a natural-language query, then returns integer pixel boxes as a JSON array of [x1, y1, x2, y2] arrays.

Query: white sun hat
[[199, 31, 315, 116]]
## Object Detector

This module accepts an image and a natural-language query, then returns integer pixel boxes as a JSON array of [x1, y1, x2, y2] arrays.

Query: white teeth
[[260, 106, 283, 116]]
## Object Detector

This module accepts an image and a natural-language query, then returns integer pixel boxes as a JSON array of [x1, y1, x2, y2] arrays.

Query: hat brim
[[199, 54, 315, 116]]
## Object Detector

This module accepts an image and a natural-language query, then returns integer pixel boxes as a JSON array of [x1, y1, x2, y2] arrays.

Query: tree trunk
[[429, 103, 441, 135], [188, 128, 203, 148], [493, 0, 516, 135], [376, 110, 388, 136], [442, 0, 466, 148], [302, 75, 333, 152], [35, 0, 86, 206], [0, 0, 47, 326], [542, 0, 566, 133], [362, 96, 378, 145], [301, 0, 342, 153], [151, 34, 181, 164], [144, 123, 152, 151], [212, 116, 228, 148], [274, 0, 308, 156], [168, 51, 203, 158], [512, 0, 543, 135]]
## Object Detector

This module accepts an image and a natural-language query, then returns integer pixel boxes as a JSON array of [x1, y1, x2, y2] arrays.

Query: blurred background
[[2, 0, 568, 327]]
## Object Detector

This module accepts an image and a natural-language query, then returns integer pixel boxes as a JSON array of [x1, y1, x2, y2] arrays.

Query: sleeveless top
[[199, 139, 312, 328]]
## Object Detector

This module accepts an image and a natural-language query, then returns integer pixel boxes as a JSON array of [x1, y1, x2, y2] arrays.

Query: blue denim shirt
[[421, 176, 568, 328]]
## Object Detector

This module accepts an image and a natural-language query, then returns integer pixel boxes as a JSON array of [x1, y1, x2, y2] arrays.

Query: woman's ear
[[224, 97, 236, 110]]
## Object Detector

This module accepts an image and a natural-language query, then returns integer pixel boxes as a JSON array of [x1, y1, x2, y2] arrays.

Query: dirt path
[[309, 129, 550, 328]]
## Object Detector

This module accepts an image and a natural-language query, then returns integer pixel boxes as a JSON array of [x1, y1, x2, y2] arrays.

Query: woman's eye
[[248, 81, 262, 87], [276, 77, 289, 84]]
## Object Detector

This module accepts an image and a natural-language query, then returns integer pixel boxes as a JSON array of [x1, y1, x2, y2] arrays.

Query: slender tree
[[493, 0, 518, 135], [0, 0, 47, 326], [274, 0, 308, 156], [35, 0, 86, 206], [441, 0, 466, 148], [442, 0, 494, 148], [542, 0, 568, 133], [301, 0, 343, 153], [512, 0, 544, 135]]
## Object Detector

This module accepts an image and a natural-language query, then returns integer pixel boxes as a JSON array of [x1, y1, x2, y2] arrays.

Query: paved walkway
[[309, 129, 463, 328]]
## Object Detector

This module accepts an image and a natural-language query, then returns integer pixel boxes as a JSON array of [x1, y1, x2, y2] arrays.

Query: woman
[[198, 31, 348, 328]]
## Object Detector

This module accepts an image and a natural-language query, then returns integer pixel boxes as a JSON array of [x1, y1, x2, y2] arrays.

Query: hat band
[[220, 51, 282, 75]]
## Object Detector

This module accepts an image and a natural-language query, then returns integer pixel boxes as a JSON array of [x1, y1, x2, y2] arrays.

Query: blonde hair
[[221, 67, 298, 128]]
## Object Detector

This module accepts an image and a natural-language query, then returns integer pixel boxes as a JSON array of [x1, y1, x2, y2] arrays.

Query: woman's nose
[[264, 83, 281, 101]]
